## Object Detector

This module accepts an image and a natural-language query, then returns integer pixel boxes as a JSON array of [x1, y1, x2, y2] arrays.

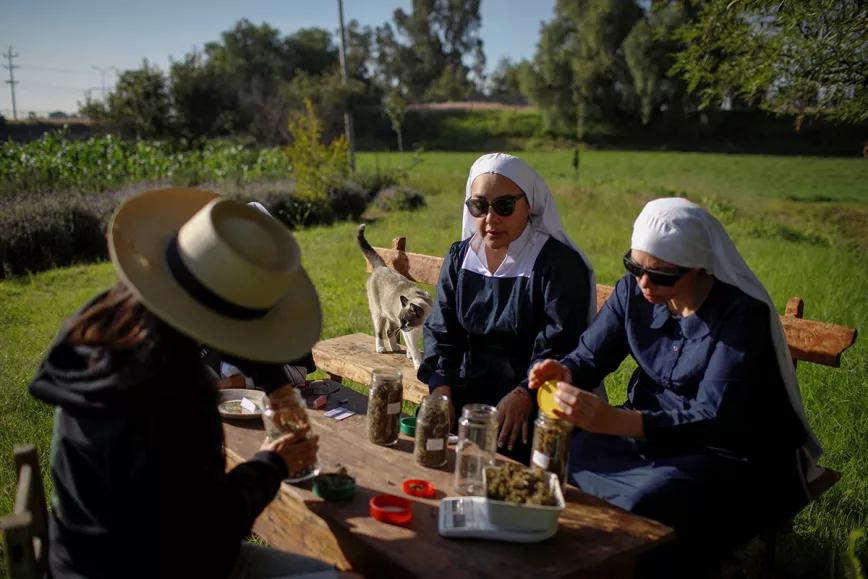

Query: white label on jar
[[426, 438, 445, 451], [387, 402, 401, 415], [532, 450, 550, 469], [240, 397, 257, 413]]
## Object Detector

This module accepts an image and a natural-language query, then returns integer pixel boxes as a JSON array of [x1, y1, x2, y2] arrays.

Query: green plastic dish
[[400, 416, 416, 436], [313, 473, 356, 501]]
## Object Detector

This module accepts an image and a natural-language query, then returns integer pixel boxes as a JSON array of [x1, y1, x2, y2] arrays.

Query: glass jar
[[530, 413, 573, 484], [414, 395, 449, 467], [261, 387, 319, 483], [367, 368, 403, 446], [454, 404, 498, 495]]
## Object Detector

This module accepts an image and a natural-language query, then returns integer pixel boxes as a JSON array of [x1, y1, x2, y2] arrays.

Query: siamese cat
[[357, 224, 432, 369]]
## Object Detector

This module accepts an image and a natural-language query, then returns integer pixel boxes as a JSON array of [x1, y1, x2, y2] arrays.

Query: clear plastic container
[[454, 403, 498, 495], [367, 368, 403, 446], [414, 395, 450, 467], [261, 387, 319, 482], [530, 413, 573, 484]]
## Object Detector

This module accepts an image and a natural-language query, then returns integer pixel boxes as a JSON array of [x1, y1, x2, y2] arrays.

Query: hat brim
[[108, 188, 322, 363]]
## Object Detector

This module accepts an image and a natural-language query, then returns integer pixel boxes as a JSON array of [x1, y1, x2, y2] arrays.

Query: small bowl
[[400, 416, 416, 436], [313, 472, 356, 502], [369, 494, 412, 526], [217, 389, 265, 420]]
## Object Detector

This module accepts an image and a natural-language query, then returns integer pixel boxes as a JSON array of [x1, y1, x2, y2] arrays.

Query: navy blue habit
[[562, 273, 810, 561], [418, 230, 593, 462]]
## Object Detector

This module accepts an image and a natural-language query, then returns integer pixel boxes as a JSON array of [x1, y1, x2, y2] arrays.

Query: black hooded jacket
[[29, 294, 288, 579]]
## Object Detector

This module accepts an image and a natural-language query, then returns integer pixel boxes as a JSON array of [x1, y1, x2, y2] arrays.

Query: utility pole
[[2, 46, 19, 120], [336, 0, 356, 172], [91, 65, 116, 103]]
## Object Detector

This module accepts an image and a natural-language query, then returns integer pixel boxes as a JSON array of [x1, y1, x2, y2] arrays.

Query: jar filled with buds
[[261, 386, 319, 482], [414, 394, 449, 467], [367, 368, 403, 445]]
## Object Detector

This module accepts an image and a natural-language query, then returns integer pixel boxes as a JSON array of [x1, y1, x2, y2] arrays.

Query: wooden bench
[[311, 234, 857, 562], [0, 445, 48, 579], [312, 235, 858, 400]]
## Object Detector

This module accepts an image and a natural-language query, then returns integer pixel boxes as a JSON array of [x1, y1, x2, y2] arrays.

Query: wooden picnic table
[[222, 382, 673, 579]]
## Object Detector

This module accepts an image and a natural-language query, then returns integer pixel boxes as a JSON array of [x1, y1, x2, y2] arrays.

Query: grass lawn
[[1, 150, 866, 577]]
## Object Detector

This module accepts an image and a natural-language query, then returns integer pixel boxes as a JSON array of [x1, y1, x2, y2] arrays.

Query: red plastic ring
[[402, 479, 436, 498], [369, 494, 413, 526]]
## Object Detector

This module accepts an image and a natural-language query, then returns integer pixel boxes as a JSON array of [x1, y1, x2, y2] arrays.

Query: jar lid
[[402, 479, 435, 498], [537, 380, 560, 419], [312, 472, 356, 501], [369, 494, 413, 526], [400, 416, 416, 436]]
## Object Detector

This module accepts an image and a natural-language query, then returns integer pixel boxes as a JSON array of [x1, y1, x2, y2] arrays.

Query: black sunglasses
[[623, 251, 691, 287], [465, 194, 526, 218]]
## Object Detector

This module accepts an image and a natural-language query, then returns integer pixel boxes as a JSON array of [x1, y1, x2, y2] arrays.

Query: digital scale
[[438, 497, 558, 543]]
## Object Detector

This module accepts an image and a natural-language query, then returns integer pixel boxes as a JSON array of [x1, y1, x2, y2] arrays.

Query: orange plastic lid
[[369, 494, 413, 526], [402, 479, 435, 498], [536, 379, 560, 418]]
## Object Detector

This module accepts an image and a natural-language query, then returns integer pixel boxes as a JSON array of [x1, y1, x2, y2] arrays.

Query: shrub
[[372, 186, 427, 212], [285, 99, 350, 202], [0, 192, 118, 277]]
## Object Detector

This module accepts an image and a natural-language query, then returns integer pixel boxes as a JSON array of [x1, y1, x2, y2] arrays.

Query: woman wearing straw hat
[[29, 188, 337, 578], [529, 198, 822, 570], [418, 153, 599, 462]]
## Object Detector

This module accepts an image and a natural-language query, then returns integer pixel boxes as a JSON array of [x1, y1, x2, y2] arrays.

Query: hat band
[[166, 234, 270, 321]]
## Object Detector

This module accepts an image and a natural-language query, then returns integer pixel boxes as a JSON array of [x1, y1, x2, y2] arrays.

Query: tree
[[487, 58, 530, 103], [373, 0, 484, 101], [170, 50, 237, 142], [623, 3, 690, 124], [670, 0, 868, 123], [525, 0, 643, 138], [383, 89, 407, 157], [105, 61, 172, 139]]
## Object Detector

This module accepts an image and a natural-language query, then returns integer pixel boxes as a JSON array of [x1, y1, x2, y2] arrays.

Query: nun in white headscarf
[[418, 152, 597, 464], [529, 197, 821, 566]]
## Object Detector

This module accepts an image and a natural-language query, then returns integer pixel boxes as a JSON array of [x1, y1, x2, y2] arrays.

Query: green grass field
[[1, 150, 866, 577]]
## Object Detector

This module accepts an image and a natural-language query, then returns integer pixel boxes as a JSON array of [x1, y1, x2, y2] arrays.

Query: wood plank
[[366, 246, 857, 367], [0, 512, 37, 579], [312, 333, 429, 404], [223, 384, 673, 579]]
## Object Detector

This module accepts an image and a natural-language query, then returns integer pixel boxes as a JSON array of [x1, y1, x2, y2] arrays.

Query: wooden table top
[[223, 382, 673, 578]]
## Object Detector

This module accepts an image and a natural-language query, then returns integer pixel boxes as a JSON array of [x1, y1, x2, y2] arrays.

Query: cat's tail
[[357, 224, 387, 269]]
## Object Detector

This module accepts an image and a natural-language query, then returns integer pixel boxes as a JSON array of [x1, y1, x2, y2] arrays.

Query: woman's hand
[[430, 385, 455, 429], [551, 382, 609, 429], [260, 425, 319, 474], [528, 359, 572, 390], [496, 388, 532, 451]]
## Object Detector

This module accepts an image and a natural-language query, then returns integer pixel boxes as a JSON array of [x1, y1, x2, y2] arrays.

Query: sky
[[0, 0, 557, 117]]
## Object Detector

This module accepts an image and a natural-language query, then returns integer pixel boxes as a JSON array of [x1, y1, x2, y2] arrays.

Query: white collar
[[462, 225, 547, 278]]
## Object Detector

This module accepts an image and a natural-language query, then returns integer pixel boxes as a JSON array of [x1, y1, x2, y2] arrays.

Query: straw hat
[[108, 187, 321, 363]]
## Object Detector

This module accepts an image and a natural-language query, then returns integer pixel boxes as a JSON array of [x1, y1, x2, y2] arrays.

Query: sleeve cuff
[[427, 372, 453, 393], [251, 450, 289, 481]]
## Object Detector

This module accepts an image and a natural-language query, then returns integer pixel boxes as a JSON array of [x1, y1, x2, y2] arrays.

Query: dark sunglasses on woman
[[465, 193, 526, 218], [623, 250, 691, 287]]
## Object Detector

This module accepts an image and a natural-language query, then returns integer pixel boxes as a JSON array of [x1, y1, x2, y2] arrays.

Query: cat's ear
[[400, 295, 409, 307]]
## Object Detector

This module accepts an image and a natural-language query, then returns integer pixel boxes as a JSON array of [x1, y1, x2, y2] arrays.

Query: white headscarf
[[631, 197, 823, 480], [462, 153, 597, 326]]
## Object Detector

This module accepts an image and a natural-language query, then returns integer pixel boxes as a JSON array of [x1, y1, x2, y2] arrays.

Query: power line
[[2, 46, 20, 120], [91, 65, 117, 103]]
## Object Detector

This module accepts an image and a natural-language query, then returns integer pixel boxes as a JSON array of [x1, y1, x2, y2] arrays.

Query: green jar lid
[[400, 416, 416, 436], [313, 472, 356, 501]]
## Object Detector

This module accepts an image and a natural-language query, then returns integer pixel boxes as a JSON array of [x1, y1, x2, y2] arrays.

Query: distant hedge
[[0, 177, 423, 279]]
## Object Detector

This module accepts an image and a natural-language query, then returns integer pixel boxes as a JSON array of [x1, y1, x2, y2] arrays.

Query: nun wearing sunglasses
[[530, 198, 822, 571], [418, 153, 598, 463]]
